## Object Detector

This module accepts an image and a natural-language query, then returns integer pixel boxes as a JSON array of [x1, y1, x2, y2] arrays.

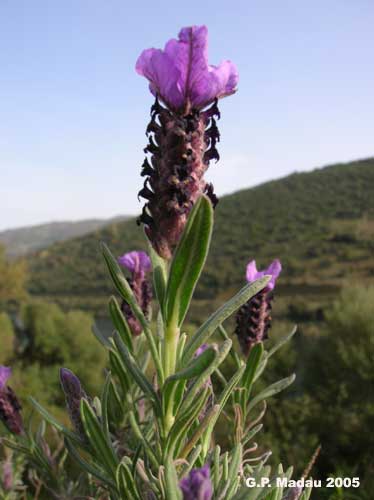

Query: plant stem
[[164, 320, 180, 379]]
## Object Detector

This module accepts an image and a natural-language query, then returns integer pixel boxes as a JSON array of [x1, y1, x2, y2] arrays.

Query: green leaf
[[92, 322, 111, 348], [217, 444, 243, 500], [267, 326, 297, 358], [109, 296, 133, 354], [113, 332, 161, 415], [65, 438, 116, 490], [201, 364, 246, 457], [109, 349, 130, 394], [80, 399, 118, 477], [164, 457, 183, 500], [165, 195, 213, 327], [180, 341, 231, 413], [180, 404, 220, 459], [166, 345, 217, 383], [183, 276, 271, 363], [101, 372, 112, 442], [29, 397, 86, 449], [116, 462, 140, 500], [241, 343, 264, 414], [247, 374, 296, 413], [148, 242, 168, 314]]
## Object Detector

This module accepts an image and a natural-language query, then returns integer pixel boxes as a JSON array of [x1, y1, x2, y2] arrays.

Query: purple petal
[[118, 251, 151, 275], [0, 366, 11, 389], [246, 259, 282, 290], [265, 259, 282, 290], [194, 344, 209, 358], [136, 25, 238, 111], [246, 260, 259, 283]]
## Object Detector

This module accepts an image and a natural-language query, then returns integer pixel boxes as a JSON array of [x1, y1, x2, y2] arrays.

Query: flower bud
[[60, 368, 88, 440], [118, 251, 152, 336], [179, 464, 213, 500]]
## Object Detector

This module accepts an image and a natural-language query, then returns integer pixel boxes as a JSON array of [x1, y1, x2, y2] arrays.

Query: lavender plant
[[1, 25, 315, 500]]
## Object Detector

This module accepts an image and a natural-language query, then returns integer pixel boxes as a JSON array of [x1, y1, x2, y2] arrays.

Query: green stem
[[164, 320, 180, 379]]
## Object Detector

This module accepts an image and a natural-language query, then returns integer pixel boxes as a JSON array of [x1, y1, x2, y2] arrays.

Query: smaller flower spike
[[118, 250, 153, 335], [60, 368, 88, 441], [0, 366, 24, 435], [179, 464, 213, 500], [235, 260, 282, 356]]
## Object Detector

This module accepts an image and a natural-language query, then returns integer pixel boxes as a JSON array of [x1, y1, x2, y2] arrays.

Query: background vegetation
[[1, 158, 373, 498]]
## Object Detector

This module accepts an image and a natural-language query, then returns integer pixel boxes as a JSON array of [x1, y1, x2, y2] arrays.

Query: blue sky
[[0, 0, 373, 230]]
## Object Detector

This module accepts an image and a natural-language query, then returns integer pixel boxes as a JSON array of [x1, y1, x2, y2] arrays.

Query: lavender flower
[[60, 368, 88, 440], [0, 366, 23, 435], [179, 464, 213, 500], [136, 26, 238, 259], [235, 260, 282, 356], [118, 250, 153, 336]]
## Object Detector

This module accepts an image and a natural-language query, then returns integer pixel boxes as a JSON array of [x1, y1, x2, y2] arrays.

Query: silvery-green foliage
[[1, 194, 310, 499]]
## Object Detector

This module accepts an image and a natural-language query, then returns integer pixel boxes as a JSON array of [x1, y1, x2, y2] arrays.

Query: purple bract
[[136, 25, 238, 112], [0, 366, 11, 389], [246, 259, 282, 291], [118, 250, 151, 277]]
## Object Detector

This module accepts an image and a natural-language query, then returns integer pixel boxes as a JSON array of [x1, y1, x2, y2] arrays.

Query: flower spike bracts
[[235, 259, 282, 356], [136, 25, 238, 259]]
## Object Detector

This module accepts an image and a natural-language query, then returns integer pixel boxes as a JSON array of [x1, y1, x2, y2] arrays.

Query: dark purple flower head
[[0, 366, 24, 435], [118, 250, 151, 278], [235, 259, 282, 356], [246, 259, 282, 291], [136, 26, 238, 113], [60, 368, 88, 440], [179, 464, 213, 500]]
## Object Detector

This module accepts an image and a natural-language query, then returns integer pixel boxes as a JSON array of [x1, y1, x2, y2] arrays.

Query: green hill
[[0, 216, 128, 257], [27, 158, 374, 319]]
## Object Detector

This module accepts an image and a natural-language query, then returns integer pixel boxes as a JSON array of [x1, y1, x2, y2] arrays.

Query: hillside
[[0, 216, 128, 257], [27, 158, 374, 318]]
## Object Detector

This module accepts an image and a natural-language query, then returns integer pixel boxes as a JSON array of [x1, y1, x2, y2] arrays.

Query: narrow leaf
[[109, 296, 134, 353], [247, 374, 296, 413], [183, 276, 271, 363], [80, 399, 118, 477], [165, 195, 213, 327]]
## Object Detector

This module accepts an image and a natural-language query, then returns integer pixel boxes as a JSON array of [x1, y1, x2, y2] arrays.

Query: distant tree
[[303, 285, 374, 495], [0, 244, 28, 309], [0, 312, 15, 363]]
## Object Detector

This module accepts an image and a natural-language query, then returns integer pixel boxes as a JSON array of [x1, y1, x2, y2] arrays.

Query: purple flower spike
[[0, 365, 24, 435], [235, 260, 282, 356], [137, 26, 238, 259], [118, 251, 151, 278], [179, 464, 213, 500], [118, 250, 153, 336], [246, 259, 282, 291], [136, 26, 238, 112]]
